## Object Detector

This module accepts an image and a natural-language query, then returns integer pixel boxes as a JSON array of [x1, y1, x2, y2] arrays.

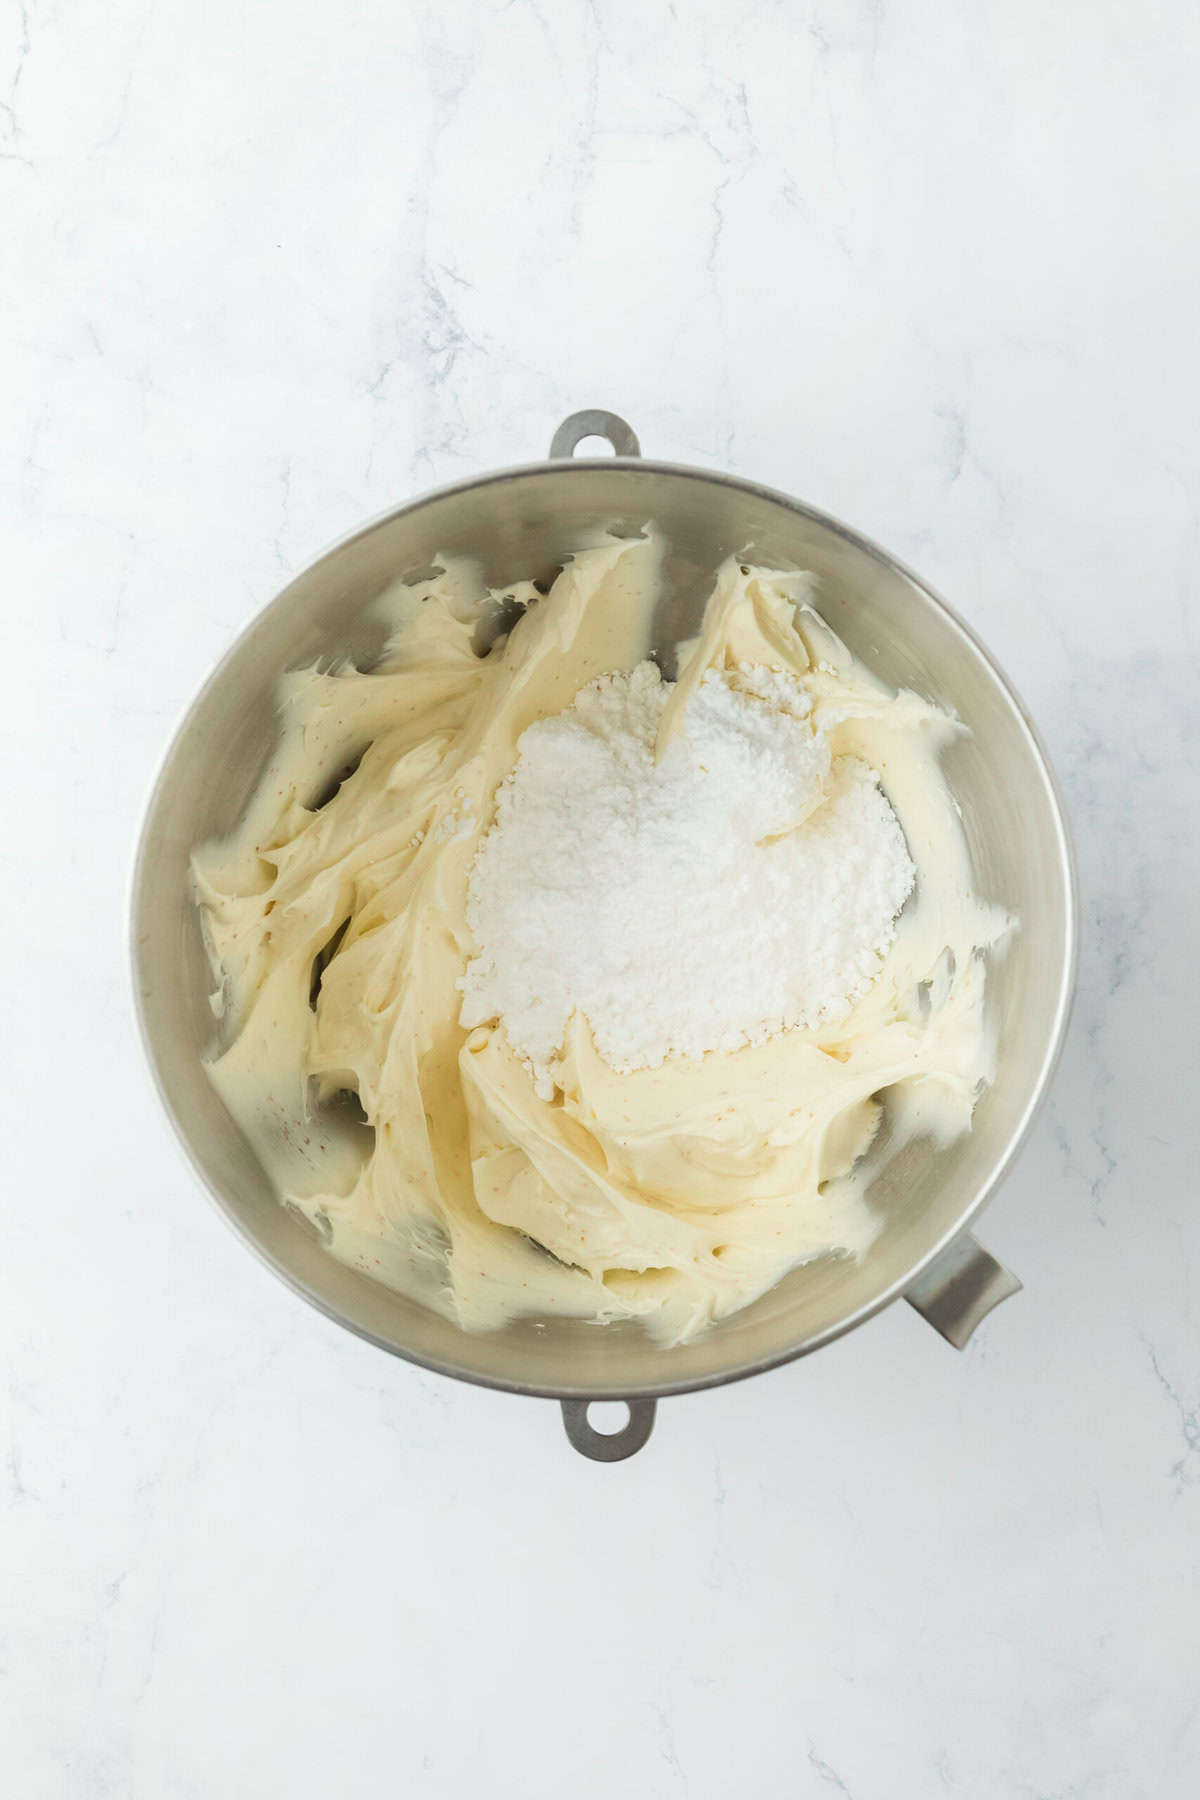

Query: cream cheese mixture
[[193, 533, 1007, 1345]]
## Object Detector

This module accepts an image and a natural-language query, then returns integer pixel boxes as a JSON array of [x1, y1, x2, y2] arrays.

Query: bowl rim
[[130, 452, 1080, 1402]]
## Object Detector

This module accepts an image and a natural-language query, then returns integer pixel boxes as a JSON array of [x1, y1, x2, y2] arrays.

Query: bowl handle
[[558, 1234, 1017, 1456], [905, 1232, 1022, 1348], [549, 409, 642, 460], [561, 1398, 657, 1461]]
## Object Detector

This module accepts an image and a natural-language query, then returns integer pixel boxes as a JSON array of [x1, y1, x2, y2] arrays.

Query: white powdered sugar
[[460, 662, 915, 1096]]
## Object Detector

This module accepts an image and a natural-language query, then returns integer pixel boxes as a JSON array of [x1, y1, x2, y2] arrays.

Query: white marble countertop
[[5, 2, 1198, 1794]]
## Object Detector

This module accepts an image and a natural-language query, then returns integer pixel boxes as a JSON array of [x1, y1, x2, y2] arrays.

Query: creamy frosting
[[193, 535, 1007, 1345]]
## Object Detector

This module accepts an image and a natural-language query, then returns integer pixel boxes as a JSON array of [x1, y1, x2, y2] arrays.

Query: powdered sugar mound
[[726, 660, 815, 717], [460, 662, 915, 1095]]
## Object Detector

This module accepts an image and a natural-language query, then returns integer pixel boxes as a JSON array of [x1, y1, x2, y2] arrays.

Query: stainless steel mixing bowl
[[132, 409, 1076, 1460]]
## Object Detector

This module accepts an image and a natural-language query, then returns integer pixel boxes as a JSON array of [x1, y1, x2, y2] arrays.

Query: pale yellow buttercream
[[193, 535, 1005, 1345]]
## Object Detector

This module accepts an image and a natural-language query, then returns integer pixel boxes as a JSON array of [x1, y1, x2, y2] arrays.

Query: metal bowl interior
[[132, 460, 1075, 1400]]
